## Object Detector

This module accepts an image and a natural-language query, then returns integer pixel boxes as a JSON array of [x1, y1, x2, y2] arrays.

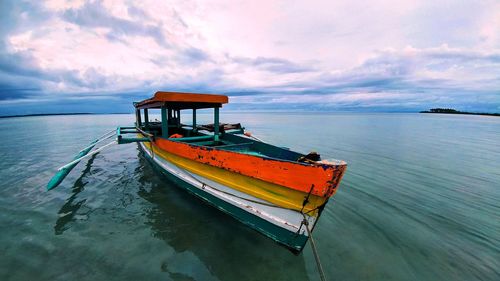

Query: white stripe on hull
[[139, 142, 316, 235]]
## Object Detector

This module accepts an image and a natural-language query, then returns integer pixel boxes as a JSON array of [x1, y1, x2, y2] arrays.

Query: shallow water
[[0, 112, 498, 281]]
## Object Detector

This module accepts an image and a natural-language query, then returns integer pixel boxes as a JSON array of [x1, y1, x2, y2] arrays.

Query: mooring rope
[[243, 131, 265, 142], [302, 213, 328, 281]]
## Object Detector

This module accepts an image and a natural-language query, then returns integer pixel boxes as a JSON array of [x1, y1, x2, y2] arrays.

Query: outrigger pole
[[57, 141, 116, 171], [47, 127, 150, 191]]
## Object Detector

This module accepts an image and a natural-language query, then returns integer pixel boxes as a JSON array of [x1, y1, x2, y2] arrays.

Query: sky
[[0, 0, 499, 115]]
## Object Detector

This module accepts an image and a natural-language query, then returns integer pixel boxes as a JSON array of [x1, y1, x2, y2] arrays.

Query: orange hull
[[155, 138, 346, 197]]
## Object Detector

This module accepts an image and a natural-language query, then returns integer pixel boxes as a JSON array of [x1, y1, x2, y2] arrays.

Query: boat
[[48, 91, 347, 254]]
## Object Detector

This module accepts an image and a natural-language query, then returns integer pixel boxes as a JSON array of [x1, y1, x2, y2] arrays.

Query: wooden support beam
[[161, 106, 168, 138], [136, 109, 142, 127], [192, 109, 197, 132], [144, 108, 149, 129], [214, 107, 219, 141]]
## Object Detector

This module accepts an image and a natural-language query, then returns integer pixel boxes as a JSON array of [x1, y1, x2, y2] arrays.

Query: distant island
[[420, 108, 499, 117], [0, 113, 93, 119], [0, 112, 132, 119]]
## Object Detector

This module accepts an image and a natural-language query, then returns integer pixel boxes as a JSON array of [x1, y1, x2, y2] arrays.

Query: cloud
[[62, 1, 168, 46], [0, 84, 39, 100], [230, 56, 314, 74], [0, 0, 499, 115], [223, 45, 500, 111], [177, 47, 211, 65]]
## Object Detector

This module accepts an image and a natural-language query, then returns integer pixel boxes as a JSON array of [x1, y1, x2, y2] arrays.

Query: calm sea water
[[0, 112, 498, 281]]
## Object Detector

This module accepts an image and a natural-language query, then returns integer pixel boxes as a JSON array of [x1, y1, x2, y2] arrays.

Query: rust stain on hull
[[155, 138, 346, 197]]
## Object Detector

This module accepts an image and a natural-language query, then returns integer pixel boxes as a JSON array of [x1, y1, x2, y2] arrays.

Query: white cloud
[[0, 0, 499, 112]]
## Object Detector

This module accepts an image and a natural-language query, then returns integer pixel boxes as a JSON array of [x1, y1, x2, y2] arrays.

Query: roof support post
[[135, 109, 142, 127], [192, 109, 197, 132], [144, 108, 149, 129], [176, 110, 181, 127], [161, 106, 168, 138], [214, 107, 219, 142]]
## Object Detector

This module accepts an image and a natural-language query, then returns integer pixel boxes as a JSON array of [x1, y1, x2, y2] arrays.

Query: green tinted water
[[0, 113, 498, 280]]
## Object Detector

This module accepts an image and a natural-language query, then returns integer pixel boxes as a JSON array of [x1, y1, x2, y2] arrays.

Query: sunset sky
[[0, 0, 499, 115]]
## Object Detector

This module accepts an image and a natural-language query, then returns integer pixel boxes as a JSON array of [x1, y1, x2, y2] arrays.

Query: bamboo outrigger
[[48, 91, 347, 254]]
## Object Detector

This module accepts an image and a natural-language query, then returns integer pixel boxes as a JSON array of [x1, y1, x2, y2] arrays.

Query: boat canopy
[[135, 91, 228, 110]]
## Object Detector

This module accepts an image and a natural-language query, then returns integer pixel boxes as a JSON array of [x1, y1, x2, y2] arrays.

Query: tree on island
[[429, 108, 459, 113], [420, 108, 499, 116]]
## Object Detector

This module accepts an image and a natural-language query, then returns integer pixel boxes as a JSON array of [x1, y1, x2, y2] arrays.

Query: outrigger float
[[48, 91, 347, 254]]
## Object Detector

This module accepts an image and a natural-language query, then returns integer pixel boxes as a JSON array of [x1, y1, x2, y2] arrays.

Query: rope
[[300, 184, 315, 213], [136, 126, 155, 159], [244, 131, 265, 142], [302, 213, 328, 281]]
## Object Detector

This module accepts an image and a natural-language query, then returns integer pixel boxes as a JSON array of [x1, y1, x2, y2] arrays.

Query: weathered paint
[[136, 91, 228, 108], [147, 140, 327, 213], [139, 142, 310, 253], [155, 137, 346, 197]]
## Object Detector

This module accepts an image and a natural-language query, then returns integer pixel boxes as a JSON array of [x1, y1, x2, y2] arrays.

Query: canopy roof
[[135, 91, 229, 110]]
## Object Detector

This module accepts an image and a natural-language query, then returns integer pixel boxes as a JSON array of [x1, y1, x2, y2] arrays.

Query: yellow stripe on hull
[[144, 142, 326, 215]]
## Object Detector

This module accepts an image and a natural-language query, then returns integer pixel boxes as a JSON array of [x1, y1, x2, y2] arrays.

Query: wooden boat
[[48, 91, 347, 254]]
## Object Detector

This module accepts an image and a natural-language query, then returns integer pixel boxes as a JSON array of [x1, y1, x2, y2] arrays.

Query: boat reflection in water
[[135, 152, 311, 281], [54, 154, 98, 235]]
